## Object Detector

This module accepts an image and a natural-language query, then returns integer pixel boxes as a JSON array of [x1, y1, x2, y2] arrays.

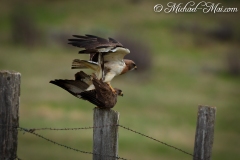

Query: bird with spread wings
[[50, 34, 136, 108], [68, 34, 137, 92]]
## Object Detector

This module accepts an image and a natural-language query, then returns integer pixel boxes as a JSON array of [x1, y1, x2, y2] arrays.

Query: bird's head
[[114, 88, 123, 97], [123, 59, 137, 73]]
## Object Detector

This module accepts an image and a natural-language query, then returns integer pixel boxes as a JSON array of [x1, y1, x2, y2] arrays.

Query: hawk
[[68, 34, 137, 91], [50, 71, 123, 108], [80, 75, 123, 108]]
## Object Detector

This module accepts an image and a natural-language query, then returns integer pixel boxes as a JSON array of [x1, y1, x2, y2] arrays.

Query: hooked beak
[[134, 66, 137, 70]]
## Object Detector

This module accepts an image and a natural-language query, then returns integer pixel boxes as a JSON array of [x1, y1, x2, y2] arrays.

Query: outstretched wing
[[103, 47, 130, 62], [68, 34, 123, 62], [68, 34, 123, 51], [50, 71, 92, 98], [68, 34, 127, 61], [49, 79, 89, 98]]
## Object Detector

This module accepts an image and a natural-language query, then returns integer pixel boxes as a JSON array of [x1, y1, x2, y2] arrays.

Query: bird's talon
[[107, 83, 116, 93]]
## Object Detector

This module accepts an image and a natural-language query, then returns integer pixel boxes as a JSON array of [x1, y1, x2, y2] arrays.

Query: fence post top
[[198, 105, 216, 110], [0, 70, 21, 75], [94, 107, 119, 114]]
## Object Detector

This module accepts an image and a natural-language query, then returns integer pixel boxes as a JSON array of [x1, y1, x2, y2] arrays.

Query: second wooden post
[[193, 105, 216, 160], [93, 108, 119, 160]]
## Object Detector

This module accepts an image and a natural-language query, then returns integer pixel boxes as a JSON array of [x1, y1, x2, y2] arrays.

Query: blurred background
[[0, 0, 240, 159]]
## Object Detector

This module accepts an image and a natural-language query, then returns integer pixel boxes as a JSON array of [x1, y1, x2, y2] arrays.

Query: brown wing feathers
[[68, 34, 123, 52], [80, 76, 118, 108], [50, 71, 90, 98], [49, 79, 88, 98], [80, 90, 104, 107]]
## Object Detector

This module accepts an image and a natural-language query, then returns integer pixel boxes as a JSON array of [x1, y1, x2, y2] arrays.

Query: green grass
[[1, 0, 240, 160]]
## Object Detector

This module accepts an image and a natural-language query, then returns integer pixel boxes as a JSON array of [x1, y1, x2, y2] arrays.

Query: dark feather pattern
[[91, 52, 99, 62], [80, 90, 103, 107], [49, 79, 88, 98], [75, 71, 91, 81], [108, 37, 119, 43], [50, 71, 90, 98], [50, 71, 123, 108], [85, 34, 109, 43], [72, 35, 88, 39], [68, 34, 123, 51], [80, 76, 119, 108]]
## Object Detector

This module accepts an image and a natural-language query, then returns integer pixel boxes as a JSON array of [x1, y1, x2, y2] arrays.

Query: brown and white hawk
[[68, 34, 137, 91]]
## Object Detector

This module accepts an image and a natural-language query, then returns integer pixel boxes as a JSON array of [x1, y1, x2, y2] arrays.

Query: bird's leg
[[101, 53, 105, 81], [107, 82, 116, 94], [98, 52, 105, 81]]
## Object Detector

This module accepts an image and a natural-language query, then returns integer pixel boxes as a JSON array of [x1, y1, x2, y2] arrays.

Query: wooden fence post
[[193, 105, 216, 160], [93, 108, 119, 160], [0, 70, 20, 160]]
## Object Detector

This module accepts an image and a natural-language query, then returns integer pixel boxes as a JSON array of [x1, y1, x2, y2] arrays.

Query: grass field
[[1, 1, 240, 160]]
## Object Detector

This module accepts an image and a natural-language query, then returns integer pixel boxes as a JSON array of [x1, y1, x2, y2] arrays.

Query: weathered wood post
[[193, 105, 216, 160], [0, 70, 20, 160], [93, 108, 119, 160]]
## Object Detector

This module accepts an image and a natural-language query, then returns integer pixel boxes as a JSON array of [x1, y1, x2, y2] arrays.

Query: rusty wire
[[18, 124, 196, 159], [1, 124, 202, 160], [21, 124, 118, 132], [18, 126, 128, 160], [118, 125, 194, 156]]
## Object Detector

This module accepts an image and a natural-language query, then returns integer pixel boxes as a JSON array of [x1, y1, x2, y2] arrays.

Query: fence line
[[0, 71, 216, 160], [1, 123, 198, 160], [118, 125, 194, 157], [21, 124, 118, 132], [18, 126, 127, 160]]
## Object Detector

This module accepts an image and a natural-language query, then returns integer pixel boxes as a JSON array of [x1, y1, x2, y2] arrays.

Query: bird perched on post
[[68, 34, 137, 92], [80, 74, 123, 108], [50, 71, 123, 108]]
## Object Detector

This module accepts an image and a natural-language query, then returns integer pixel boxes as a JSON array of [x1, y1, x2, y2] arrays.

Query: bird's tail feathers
[[72, 59, 87, 69], [71, 59, 99, 71]]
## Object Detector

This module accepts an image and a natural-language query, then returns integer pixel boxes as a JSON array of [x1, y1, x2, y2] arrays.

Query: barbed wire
[[20, 124, 118, 132], [118, 125, 194, 157], [1, 124, 202, 160], [15, 125, 194, 157], [18, 126, 128, 160], [118, 125, 207, 160]]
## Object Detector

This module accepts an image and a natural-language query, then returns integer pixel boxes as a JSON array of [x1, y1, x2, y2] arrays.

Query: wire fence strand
[[118, 125, 194, 156], [1, 124, 201, 160], [21, 124, 118, 132], [16, 124, 195, 158], [18, 126, 128, 160]]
